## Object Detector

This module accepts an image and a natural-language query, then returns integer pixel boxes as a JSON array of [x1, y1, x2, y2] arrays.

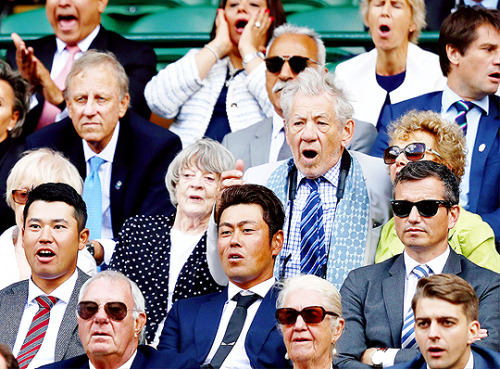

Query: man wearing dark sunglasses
[[335, 161, 499, 369], [0, 183, 91, 368], [371, 7, 500, 244], [222, 24, 378, 170]]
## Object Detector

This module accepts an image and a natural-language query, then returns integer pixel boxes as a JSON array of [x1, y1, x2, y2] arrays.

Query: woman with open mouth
[[335, 0, 446, 129], [145, 0, 286, 148]]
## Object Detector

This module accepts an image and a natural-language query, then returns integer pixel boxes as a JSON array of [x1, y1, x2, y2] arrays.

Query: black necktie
[[208, 292, 260, 369]]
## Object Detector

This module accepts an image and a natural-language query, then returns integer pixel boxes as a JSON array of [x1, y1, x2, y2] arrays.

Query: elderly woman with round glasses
[[109, 139, 234, 344], [0, 148, 97, 290], [276, 275, 345, 369], [376, 110, 499, 272]]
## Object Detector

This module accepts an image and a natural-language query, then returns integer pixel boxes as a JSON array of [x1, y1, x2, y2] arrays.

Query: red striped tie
[[17, 296, 58, 369]]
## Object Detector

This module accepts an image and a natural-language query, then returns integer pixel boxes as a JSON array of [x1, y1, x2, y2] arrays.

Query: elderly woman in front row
[[276, 275, 345, 369], [109, 138, 234, 344]]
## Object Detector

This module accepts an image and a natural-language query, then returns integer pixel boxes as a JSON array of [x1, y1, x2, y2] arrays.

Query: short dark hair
[[215, 184, 285, 239], [393, 161, 460, 205], [438, 6, 500, 76], [23, 183, 87, 232], [0, 343, 19, 369], [412, 274, 479, 322]]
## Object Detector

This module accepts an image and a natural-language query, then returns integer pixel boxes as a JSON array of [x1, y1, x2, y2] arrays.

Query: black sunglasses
[[391, 200, 453, 218], [276, 306, 338, 325], [383, 142, 443, 165], [77, 301, 130, 321], [265, 56, 318, 74]]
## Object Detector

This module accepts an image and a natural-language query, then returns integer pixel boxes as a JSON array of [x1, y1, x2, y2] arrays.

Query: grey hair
[[0, 60, 30, 138], [78, 270, 146, 341], [360, 0, 426, 44], [165, 138, 235, 206], [277, 275, 342, 355], [280, 68, 354, 129], [64, 50, 129, 102], [267, 24, 326, 66]]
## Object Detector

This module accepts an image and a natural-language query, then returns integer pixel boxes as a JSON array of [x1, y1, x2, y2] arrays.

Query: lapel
[[88, 26, 109, 50], [195, 289, 228, 360], [36, 36, 58, 71], [441, 248, 462, 275], [55, 269, 89, 361], [382, 255, 406, 346], [0, 281, 29, 348], [249, 118, 273, 167], [468, 97, 500, 212]]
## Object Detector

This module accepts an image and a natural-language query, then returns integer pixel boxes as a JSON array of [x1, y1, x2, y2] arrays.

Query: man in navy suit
[[25, 51, 181, 256], [334, 161, 500, 369], [158, 184, 291, 369], [7, 0, 156, 136], [371, 7, 500, 243], [389, 274, 500, 369]]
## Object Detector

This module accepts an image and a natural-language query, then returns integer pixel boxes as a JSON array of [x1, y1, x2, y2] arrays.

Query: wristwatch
[[371, 348, 388, 368], [242, 51, 265, 68]]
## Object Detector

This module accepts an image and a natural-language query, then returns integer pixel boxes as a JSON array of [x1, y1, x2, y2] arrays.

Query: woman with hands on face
[[145, 0, 286, 148]]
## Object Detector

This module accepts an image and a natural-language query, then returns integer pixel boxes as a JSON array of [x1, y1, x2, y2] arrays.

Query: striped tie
[[454, 100, 474, 135], [17, 296, 58, 369], [83, 156, 105, 239], [401, 265, 432, 349], [300, 178, 327, 276]]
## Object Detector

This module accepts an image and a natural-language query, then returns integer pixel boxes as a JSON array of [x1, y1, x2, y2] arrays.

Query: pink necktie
[[37, 45, 80, 130]]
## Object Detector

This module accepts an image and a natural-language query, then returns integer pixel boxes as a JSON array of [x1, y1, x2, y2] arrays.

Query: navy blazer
[[38, 345, 166, 369], [158, 284, 291, 369], [334, 249, 500, 369], [6, 26, 157, 137], [25, 110, 181, 236], [389, 345, 500, 369], [370, 91, 500, 241]]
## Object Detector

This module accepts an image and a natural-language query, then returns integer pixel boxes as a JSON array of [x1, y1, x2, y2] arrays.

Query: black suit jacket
[[334, 249, 500, 369], [6, 26, 157, 138], [25, 110, 181, 236]]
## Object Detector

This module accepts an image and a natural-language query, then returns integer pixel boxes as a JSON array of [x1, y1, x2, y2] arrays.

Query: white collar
[[442, 84, 489, 115], [227, 278, 275, 301], [27, 269, 78, 305], [403, 246, 450, 278], [89, 348, 138, 369], [83, 121, 120, 163], [271, 111, 285, 140], [55, 25, 101, 54]]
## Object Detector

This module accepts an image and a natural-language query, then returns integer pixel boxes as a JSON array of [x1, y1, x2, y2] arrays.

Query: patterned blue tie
[[300, 178, 327, 276], [83, 156, 105, 239], [454, 100, 474, 135], [401, 264, 433, 348]]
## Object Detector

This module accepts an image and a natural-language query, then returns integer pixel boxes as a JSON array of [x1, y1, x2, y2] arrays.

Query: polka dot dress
[[109, 213, 223, 343]]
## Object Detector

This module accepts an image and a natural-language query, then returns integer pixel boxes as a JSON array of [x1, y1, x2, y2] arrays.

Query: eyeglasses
[[265, 56, 318, 74], [12, 189, 30, 205], [391, 200, 453, 218], [276, 306, 338, 325], [77, 301, 130, 321], [383, 142, 443, 165]]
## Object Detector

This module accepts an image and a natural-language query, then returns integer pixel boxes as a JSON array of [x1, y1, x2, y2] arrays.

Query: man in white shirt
[[0, 183, 91, 369], [335, 161, 500, 369], [157, 184, 291, 369]]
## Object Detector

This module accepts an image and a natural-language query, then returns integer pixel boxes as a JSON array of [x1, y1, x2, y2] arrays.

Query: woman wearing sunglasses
[[0, 148, 97, 290], [376, 110, 499, 272], [276, 275, 345, 369], [144, 0, 286, 148], [334, 0, 445, 128]]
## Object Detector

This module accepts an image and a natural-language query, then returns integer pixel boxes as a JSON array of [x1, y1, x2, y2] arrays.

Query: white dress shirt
[[203, 278, 275, 369], [268, 112, 286, 163], [12, 270, 78, 369], [83, 121, 120, 240]]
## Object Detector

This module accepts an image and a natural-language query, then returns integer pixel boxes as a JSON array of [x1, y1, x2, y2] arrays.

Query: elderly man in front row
[[335, 161, 499, 369], [390, 274, 500, 369], [39, 271, 169, 369], [25, 51, 182, 254], [158, 184, 290, 369], [221, 68, 391, 289]]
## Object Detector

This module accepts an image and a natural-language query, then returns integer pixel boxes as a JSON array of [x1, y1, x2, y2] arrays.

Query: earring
[[285, 352, 289, 360]]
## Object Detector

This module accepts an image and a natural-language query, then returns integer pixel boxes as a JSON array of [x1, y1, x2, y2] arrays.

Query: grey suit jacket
[[222, 117, 377, 170], [334, 249, 500, 369], [0, 269, 89, 362]]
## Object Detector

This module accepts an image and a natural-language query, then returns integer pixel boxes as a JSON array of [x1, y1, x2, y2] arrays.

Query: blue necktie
[[454, 100, 474, 135], [83, 156, 105, 239], [300, 178, 327, 276], [401, 264, 433, 349]]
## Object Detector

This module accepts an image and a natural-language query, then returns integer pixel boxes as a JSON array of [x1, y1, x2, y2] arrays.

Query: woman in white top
[[0, 148, 97, 290], [145, 0, 286, 148], [335, 0, 446, 127]]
